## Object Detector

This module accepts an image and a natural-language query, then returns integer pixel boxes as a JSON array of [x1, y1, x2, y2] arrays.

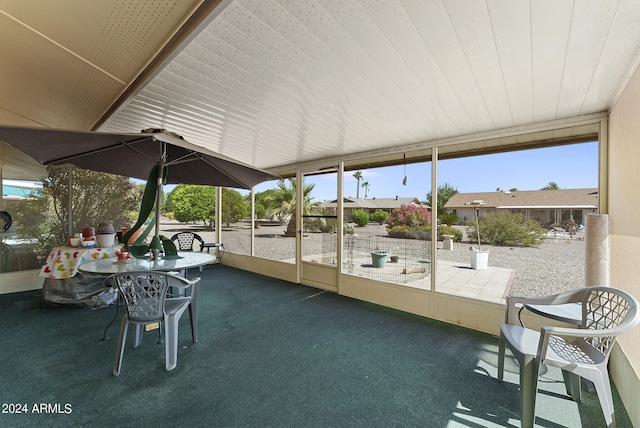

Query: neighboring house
[[322, 197, 426, 221], [2, 179, 42, 201], [444, 188, 598, 227]]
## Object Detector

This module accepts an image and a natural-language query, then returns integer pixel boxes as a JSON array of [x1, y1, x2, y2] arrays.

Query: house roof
[[323, 197, 425, 210], [444, 188, 598, 210]]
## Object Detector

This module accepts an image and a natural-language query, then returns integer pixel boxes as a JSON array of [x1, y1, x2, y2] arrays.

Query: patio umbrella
[[0, 126, 277, 188], [0, 125, 279, 252]]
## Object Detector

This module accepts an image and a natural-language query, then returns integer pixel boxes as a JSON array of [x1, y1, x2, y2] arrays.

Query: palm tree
[[353, 171, 363, 198], [267, 179, 295, 224], [541, 181, 561, 190], [267, 178, 319, 237], [362, 181, 370, 199]]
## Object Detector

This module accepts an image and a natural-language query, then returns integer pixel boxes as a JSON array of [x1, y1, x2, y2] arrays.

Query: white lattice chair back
[[581, 287, 639, 357], [171, 232, 204, 251], [115, 272, 169, 323]]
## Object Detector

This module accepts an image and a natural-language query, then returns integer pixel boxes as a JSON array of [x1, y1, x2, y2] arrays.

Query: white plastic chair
[[497, 286, 639, 428], [112, 271, 200, 375], [167, 274, 202, 342], [170, 231, 216, 272], [170, 232, 205, 252]]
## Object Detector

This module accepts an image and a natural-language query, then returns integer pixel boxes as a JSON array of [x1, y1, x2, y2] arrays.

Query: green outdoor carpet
[[0, 265, 632, 427]]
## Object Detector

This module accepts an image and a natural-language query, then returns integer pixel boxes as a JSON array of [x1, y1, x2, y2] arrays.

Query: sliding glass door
[[299, 169, 338, 290]]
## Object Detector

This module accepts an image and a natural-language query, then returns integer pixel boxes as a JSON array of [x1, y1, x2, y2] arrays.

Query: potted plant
[[468, 201, 489, 270], [390, 246, 400, 263], [469, 246, 489, 270], [370, 246, 388, 268]]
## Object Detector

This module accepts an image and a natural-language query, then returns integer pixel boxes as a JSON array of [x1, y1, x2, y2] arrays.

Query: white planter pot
[[470, 250, 489, 270]]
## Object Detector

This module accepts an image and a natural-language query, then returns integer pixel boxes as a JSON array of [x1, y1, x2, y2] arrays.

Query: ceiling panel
[[582, 0, 640, 112], [404, 0, 494, 133], [0, 0, 203, 130], [0, 107, 41, 128], [361, 0, 462, 133], [0, 0, 119, 60], [530, 0, 573, 122], [445, 0, 514, 130], [2, 0, 640, 175], [0, 0, 202, 82], [0, 12, 125, 128], [556, 0, 617, 117], [103, 0, 639, 171]]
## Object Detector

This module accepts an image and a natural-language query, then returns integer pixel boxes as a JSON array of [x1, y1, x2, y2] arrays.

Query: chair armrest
[[536, 324, 622, 361], [193, 234, 205, 251], [541, 320, 637, 340], [505, 288, 587, 325], [167, 273, 201, 290]]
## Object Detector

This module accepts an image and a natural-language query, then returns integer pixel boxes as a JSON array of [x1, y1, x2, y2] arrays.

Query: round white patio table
[[79, 251, 215, 341], [77, 251, 215, 275]]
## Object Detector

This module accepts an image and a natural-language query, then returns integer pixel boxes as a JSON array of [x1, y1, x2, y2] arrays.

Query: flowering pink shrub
[[387, 204, 432, 229]]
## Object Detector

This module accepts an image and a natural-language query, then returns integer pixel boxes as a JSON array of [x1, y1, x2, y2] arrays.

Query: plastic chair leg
[[562, 370, 582, 402], [189, 282, 200, 343], [102, 293, 121, 340], [497, 335, 506, 381], [113, 317, 129, 376], [189, 304, 197, 343], [134, 324, 144, 347], [592, 369, 615, 427], [520, 356, 538, 428], [164, 314, 180, 371]]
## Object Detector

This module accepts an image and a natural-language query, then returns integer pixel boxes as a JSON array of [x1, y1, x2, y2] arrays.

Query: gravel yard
[[160, 220, 585, 297], [435, 235, 585, 296]]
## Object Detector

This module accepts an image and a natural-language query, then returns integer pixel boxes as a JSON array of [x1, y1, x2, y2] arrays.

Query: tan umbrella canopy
[[0, 125, 279, 252]]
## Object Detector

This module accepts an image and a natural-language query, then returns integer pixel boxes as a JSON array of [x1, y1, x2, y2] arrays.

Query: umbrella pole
[[156, 160, 163, 241], [68, 168, 73, 238], [151, 143, 166, 260]]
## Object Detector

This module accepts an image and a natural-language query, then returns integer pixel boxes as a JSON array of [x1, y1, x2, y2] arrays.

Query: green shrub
[[369, 210, 388, 225], [304, 217, 323, 232], [351, 209, 370, 227], [437, 225, 463, 242], [407, 226, 431, 240], [438, 212, 460, 226], [322, 218, 338, 233], [387, 225, 431, 240], [388, 225, 462, 242], [304, 217, 337, 233], [387, 225, 409, 238], [468, 211, 545, 247]]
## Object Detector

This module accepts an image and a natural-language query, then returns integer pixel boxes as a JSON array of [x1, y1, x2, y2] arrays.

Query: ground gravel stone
[[160, 220, 585, 297]]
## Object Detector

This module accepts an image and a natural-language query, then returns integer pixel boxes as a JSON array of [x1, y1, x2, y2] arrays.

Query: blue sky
[[251, 141, 599, 202], [8, 142, 597, 204], [153, 141, 597, 203]]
